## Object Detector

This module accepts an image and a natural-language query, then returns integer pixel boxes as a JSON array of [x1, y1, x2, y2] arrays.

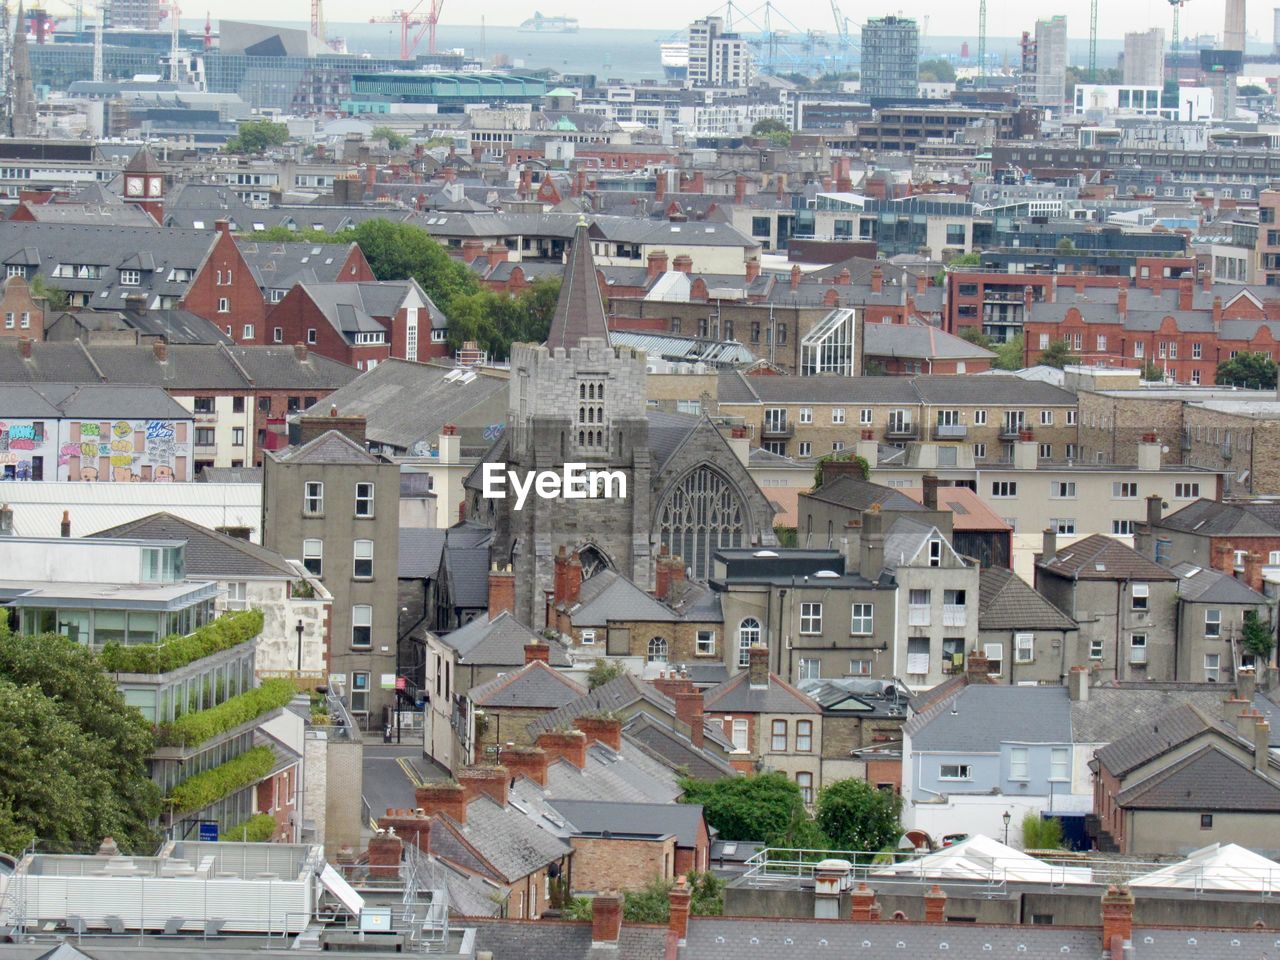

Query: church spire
[[545, 216, 610, 352]]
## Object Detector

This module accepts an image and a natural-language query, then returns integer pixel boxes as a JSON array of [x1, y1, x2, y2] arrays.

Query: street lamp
[[295, 619, 305, 673], [1002, 809, 1012, 845]]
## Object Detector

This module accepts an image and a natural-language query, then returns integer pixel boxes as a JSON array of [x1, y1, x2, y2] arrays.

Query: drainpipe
[[1116, 579, 1128, 683]]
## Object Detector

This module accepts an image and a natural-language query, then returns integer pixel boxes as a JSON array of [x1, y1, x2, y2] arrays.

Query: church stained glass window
[[657, 466, 746, 580]]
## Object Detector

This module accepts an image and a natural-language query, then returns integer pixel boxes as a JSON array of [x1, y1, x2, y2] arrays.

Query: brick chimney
[[498, 745, 548, 786], [535, 729, 588, 768], [924, 884, 947, 923], [1023, 285, 1034, 316], [1212, 296, 1223, 331], [486, 244, 508, 270], [673, 690, 705, 748], [647, 249, 669, 281], [836, 268, 851, 286], [1212, 541, 1234, 576], [673, 254, 693, 274], [734, 174, 747, 204], [916, 273, 928, 295], [1177, 275, 1194, 311], [19, 337, 32, 359], [295, 411, 366, 447], [489, 563, 515, 620], [655, 170, 667, 202], [592, 892, 623, 945], [748, 644, 770, 687], [790, 264, 801, 291], [576, 714, 623, 752], [367, 831, 403, 880], [668, 879, 691, 943], [1255, 718, 1271, 773], [553, 546, 584, 606], [1116, 287, 1127, 318], [1244, 551, 1263, 591], [1101, 885, 1134, 950], [655, 551, 686, 601], [922, 473, 940, 511], [460, 238, 485, 263], [293, 342, 309, 362], [415, 782, 469, 823], [850, 882, 881, 922], [60, 510, 71, 538], [457, 764, 510, 807], [870, 266, 884, 294], [153, 339, 169, 362], [745, 257, 761, 282], [965, 649, 991, 682], [524, 641, 551, 665]]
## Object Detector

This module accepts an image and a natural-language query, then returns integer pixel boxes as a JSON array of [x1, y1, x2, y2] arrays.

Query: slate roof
[[1156, 498, 1280, 537], [469, 919, 669, 960], [862, 322, 996, 361], [270, 428, 377, 464], [703, 670, 819, 715], [882, 517, 956, 572], [621, 714, 738, 780], [443, 545, 491, 608], [546, 799, 704, 846], [439, 611, 571, 667], [300, 359, 509, 454], [238, 240, 367, 292], [0, 381, 188, 419], [567, 569, 679, 626], [399, 527, 446, 579], [718, 371, 1076, 406], [1038, 534, 1178, 581], [804, 474, 923, 512], [906, 684, 1072, 752], [468, 659, 586, 709], [49, 306, 231, 345], [1093, 703, 1214, 775], [1171, 561, 1270, 604], [978, 566, 1078, 631], [88, 512, 297, 579], [546, 219, 610, 351], [1117, 744, 1280, 811], [443, 794, 570, 882], [1072, 684, 1239, 745], [199, 466, 263, 483]]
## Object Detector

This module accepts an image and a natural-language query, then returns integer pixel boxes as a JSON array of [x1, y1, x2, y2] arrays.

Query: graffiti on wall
[[58, 419, 189, 482], [0, 420, 40, 479]]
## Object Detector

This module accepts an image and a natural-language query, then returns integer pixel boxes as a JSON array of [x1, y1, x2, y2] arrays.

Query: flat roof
[[0, 578, 218, 609]]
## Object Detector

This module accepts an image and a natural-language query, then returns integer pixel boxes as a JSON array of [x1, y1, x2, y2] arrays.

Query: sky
[[217, 0, 1279, 45]]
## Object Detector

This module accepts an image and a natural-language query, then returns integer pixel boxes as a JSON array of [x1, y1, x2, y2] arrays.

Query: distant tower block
[[1273, 6, 1280, 54], [1224, 0, 1246, 51]]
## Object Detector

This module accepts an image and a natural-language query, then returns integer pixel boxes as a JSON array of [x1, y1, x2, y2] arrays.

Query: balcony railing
[[942, 605, 967, 627], [885, 422, 919, 439], [761, 421, 795, 438], [933, 423, 969, 440], [998, 424, 1026, 439]]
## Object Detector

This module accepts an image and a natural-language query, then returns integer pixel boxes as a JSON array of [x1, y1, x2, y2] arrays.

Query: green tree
[[30, 274, 69, 311], [1240, 84, 1268, 97], [1140, 361, 1165, 383], [948, 251, 981, 266], [571, 872, 725, 923], [751, 118, 790, 136], [1021, 813, 1064, 850], [369, 126, 410, 150], [679, 772, 809, 844], [224, 119, 290, 155], [1216, 351, 1278, 389], [1243, 610, 1275, 661], [1055, 237, 1076, 253], [1036, 339, 1077, 369], [994, 333, 1025, 371], [918, 58, 956, 82], [959, 327, 992, 349], [587, 659, 627, 690], [814, 779, 902, 854], [0, 625, 161, 853]]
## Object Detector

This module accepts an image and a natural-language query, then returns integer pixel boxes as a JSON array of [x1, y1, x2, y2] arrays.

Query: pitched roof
[[1156, 498, 1280, 537], [906, 684, 1072, 752], [88, 512, 297, 579], [621, 714, 738, 780], [440, 794, 570, 881], [804, 474, 923, 512], [900, 485, 1011, 532], [439, 611, 571, 667], [0, 381, 189, 420], [703, 670, 820, 715], [1093, 702, 1214, 776], [545, 219, 610, 351], [1171, 561, 1270, 604], [1117, 744, 1280, 811], [567, 569, 678, 626], [399, 527, 447, 579], [1037, 534, 1177, 581], [546, 799, 704, 846], [269, 428, 377, 464], [469, 919, 669, 960], [862, 322, 996, 361], [1071, 684, 1230, 745], [978, 566, 1077, 631], [468, 659, 586, 709], [717, 371, 1076, 406]]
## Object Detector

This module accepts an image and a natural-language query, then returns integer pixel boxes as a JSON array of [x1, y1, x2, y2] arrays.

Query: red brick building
[[0, 276, 45, 341]]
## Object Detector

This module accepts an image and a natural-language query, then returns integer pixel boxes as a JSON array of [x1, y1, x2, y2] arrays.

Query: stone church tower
[[468, 218, 776, 627]]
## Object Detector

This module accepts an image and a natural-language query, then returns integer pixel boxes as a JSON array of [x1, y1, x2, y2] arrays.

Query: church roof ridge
[[544, 219, 610, 352]]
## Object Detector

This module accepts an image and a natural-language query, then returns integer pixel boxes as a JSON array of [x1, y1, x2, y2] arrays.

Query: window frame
[[303, 480, 324, 515], [850, 602, 874, 636], [302, 538, 322, 576], [353, 539, 374, 579], [771, 719, 788, 752], [351, 604, 372, 649], [799, 601, 823, 635], [355, 481, 375, 518]]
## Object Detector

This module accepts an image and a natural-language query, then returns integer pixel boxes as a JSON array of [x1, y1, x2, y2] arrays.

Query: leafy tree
[[1021, 813, 1064, 850], [814, 779, 902, 854], [774, 526, 798, 547], [571, 872, 725, 922], [1139, 360, 1165, 382], [446, 279, 561, 359], [370, 126, 410, 150], [1239, 83, 1268, 97], [1036, 339, 1077, 369], [0, 625, 161, 853], [623, 877, 674, 922], [959, 327, 993, 349], [948, 251, 981, 266], [224, 119, 290, 155], [689, 870, 725, 915], [752, 118, 790, 136], [1243, 610, 1275, 661], [1216, 351, 1278, 389], [679, 772, 808, 844], [1065, 65, 1121, 99], [30, 274, 68, 311], [1055, 237, 1076, 253], [587, 658, 627, 690], [993, 333, 1025, 371], [812, 452, 870, 489], [918, 58, 956, 83]]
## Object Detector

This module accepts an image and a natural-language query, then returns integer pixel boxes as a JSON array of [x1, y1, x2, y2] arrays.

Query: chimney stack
[[524, 641, 551, 665], [734, 174, 746, 204], [673, 690, 705, 748], [60, 510, 70, 538], [498, 745, 549, 786], [19, 338, 32, 360], [1238, 666, 1257, 704], [1068, 665, 1089, 702], [1116, 287, 1127, 318], [574, 714, 623, 752], [965, 649, 991, 682], [790, 264, 801, 291], [489, 563, 515, 620], [1222, 696, 1251, 726], [1146, 494, 1163, 528], [1042, 527, 1058, 563], [747, 644, 770, 687], [1100, 885, 1134, 952], [414, 782, 468, 824], [591, 892, 623, 945], [367, 831, 404, 880], [922, 473, 940, 511], [535, 729, 588, 769], [1179, 276, 1194, 311], [924, 884, 947, 923], [152, 339, 168, 362], [870, 266, 884, 294], [850, 882, 881, 922], [456, 765, 510, 807], [668, 879, 692, 943]]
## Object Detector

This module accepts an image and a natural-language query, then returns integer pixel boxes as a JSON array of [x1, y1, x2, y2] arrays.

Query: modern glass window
[[738, 618, 761, 667], [354, 540, 374, 578], [771, 719, 788, 751], [851, 603, 874, 635], [355, 482, 375, 517], [800, 602, 822, 634], [304, 481, 324, 514], [302, 538, 322, 576], [352, 605, 372, 648]]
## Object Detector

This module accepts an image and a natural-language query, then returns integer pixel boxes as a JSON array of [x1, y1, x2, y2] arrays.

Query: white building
[[1073, 84, 1214, 121], [1123, 28, 1166, 87], [688, 16, 753, 88]]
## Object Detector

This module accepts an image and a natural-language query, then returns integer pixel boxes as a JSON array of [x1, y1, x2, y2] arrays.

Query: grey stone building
[[977, 565, 1080, 685], [465, 219, 776, 626], [263, 419, 401, 725]]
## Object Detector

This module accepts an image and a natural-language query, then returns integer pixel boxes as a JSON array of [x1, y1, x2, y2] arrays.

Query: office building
[[1123, 28, 1165, 86], [860, 16, 920, 99]]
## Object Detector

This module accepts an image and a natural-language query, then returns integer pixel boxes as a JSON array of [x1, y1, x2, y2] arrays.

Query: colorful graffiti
[[0, 420, 40, 479], [1, 416, 193, 482]]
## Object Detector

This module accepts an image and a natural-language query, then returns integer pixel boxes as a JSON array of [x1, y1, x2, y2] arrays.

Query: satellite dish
[[1161, 445, 1170, 454]]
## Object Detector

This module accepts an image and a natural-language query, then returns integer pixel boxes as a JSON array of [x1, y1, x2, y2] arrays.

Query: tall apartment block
[[1020, 16, 1069, 110], [688, 16, 752, 87], [860, 16, 920, 99], [1123, 28, 1165, 87]]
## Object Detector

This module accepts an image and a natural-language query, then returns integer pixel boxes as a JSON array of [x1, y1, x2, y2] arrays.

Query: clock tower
[[122, 145, 165, 224]]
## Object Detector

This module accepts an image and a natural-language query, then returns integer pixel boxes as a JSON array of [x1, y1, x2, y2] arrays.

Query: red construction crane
[[369, 0, 444, 59]]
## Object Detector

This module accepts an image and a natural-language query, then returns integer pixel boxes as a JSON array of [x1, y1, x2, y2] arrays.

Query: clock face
[[148, 176, 163, 196], [125, 177, 143, 196]]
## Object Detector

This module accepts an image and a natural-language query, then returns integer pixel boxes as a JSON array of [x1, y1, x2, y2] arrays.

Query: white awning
[[318, 863, 365, 916]]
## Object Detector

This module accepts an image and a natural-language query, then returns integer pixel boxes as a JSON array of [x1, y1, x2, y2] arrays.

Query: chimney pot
[[591, 892, 623, 944], [60, 510, 70, 538]]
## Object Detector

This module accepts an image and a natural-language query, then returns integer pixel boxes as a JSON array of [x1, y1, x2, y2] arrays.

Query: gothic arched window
[[738, 618, 761, 668], [657, 465, 747, 580], [647, 637, 668, 662]]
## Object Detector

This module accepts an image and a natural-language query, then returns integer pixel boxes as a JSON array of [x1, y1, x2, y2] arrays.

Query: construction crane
[[369, 0, 443, 59], [1088, 0, 1097, 79], [1167, 0, 1187, 83]]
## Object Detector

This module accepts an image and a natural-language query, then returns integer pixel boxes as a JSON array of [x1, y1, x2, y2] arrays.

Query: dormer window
[[120, 270, 141, 286]]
